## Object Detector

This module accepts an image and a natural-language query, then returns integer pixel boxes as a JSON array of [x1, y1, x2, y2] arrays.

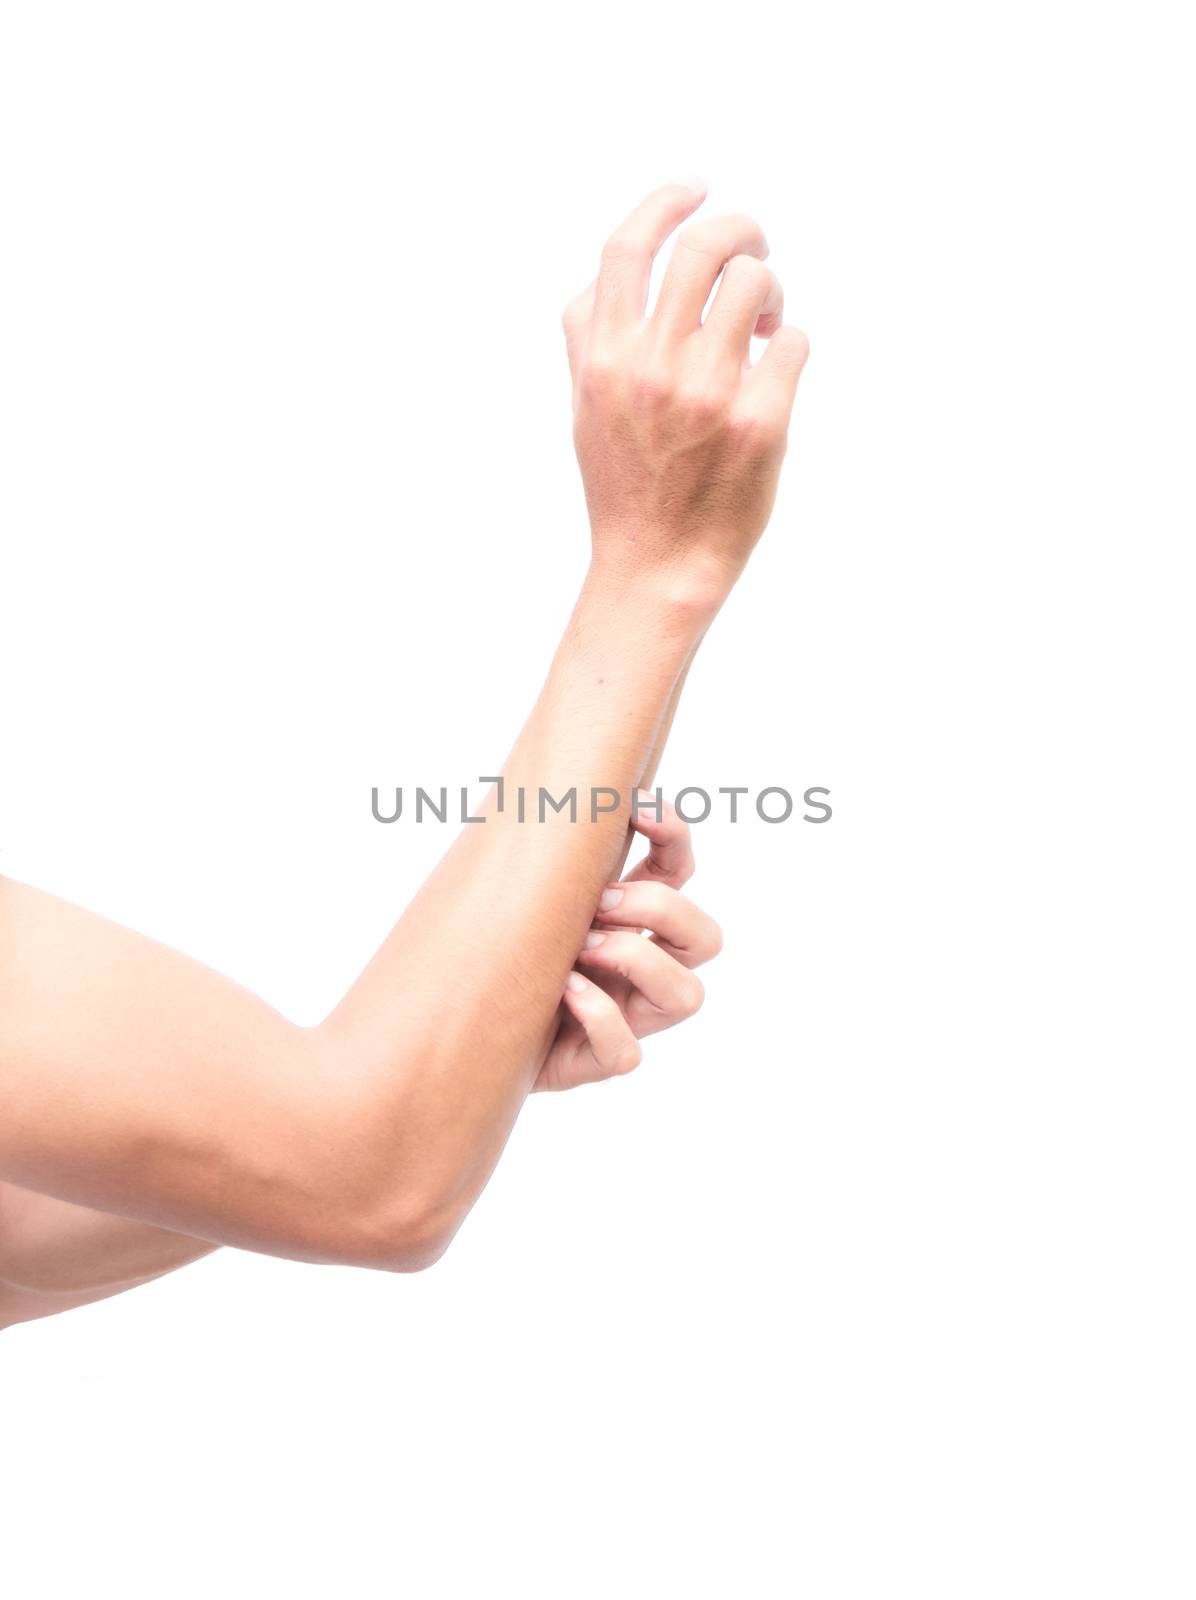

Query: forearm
[[320, 560, 713, 1248], [640, 630, 705, 792]]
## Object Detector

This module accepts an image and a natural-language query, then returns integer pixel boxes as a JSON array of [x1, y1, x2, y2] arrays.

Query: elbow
[[366, 1196, 460, 1273], [285, 1031, 473, 1273], [342, 1195, 462, 1274], [303, 1182, 466, 1275]]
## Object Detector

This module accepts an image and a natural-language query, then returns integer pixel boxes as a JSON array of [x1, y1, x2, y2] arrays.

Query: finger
[[561, 280, 596, 380], [591, 881, 723, 968], [653, 214, 769, 339], [577, 931, 705, 1021], [560, 972, 642, 1077], [592, 180, 708, 340], [749, 325, 811, 413], [626, 796, 695, 889], [703, 256, 784, 368]]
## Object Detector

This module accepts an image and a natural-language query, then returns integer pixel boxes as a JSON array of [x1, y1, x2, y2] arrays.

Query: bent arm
[[0, 567, 712, 1271], [0, 180, 807, 1283], [0, 625, 705, 1316]]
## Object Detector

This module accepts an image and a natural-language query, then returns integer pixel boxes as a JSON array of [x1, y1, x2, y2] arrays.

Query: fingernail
[[674, 176, 707, 196], [599, 886, 624, 911], [584, 930, 606, 949], [566, 971, 586, 993]]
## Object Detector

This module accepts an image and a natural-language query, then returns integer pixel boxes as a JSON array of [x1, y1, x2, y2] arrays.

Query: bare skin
[[0, 181, 808, 1327], [0, 806, 717, 1328]]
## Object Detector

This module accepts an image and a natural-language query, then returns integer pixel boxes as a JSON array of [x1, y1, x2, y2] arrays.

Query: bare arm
[[0, 182, 807, 1280], [0, 805, 721, 1326], [0, 1182, 217, 1330], [0, 573, 703, 1270]]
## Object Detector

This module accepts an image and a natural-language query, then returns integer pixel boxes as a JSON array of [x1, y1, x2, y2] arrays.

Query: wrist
[[582, 549, 728, 638]]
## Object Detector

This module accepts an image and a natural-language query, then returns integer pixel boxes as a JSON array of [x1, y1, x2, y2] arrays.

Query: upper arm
[[0, 877, 361, 1261]]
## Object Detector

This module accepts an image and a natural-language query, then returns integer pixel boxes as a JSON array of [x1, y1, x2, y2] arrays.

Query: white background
[[1, 3, 1192, 1595]]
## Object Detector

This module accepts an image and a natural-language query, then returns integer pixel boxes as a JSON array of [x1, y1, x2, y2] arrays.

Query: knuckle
[[601, 229, 644, 266], [616, 1040, 643, 1076], [675, 217, 729, 260], [726, 253, 770, 292], [780, 324, 810, 352], [642, 881, 675, 918], [678, 384, 725, 426], [616, 931, 646, 970], [788, 328, 812, 366], [578, 355, 618, 401], [680, 213, 762, 253], [706, 920, 724, 960], [728, 406, 778, 453], [628, 883, 670, 928], [676, 221, 712, 256], [770, 326, 811, 369], [630, 364, 674, 407], [660, 798, 688, 841], [679, 976, 705, 1018]]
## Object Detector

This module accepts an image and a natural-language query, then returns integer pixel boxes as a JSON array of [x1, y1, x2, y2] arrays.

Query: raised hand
[[563, 181, 809, 604]]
